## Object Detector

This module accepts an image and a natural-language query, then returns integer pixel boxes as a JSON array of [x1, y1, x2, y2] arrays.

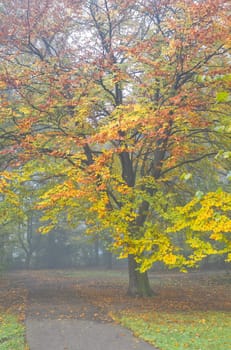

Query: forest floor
[[0, 268, 230, 349]]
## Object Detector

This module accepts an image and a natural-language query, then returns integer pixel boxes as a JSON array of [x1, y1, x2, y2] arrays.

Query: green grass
[[0, 314, 26, 350], [119, 311, 231, 350]]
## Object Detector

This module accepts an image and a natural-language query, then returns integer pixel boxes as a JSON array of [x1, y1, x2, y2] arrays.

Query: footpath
[[26, 318, 156, 350], [21, 272, 157, 350]]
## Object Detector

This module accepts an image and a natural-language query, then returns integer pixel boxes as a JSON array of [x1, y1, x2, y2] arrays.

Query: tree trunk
[[103, 250, 113, 269], [94, 238, 99, 266], [25, 253, 32, 269], [127, 255, 153, 297]]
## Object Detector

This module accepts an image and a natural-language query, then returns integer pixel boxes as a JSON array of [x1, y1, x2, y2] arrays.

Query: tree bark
[[94, 238, 99, 266], [127, 255, 153, 297], [104, 250, 113, 269], [25, 253, 32, 269]]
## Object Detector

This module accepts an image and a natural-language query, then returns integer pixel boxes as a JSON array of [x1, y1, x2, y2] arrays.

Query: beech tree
[[0, 0, 230, 296], [169, 190, 231, 264]]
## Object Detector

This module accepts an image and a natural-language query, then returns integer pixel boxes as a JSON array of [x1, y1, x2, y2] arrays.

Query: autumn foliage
[[0, 0, 230, 295]]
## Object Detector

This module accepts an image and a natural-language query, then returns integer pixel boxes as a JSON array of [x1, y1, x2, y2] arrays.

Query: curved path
[[16, 272, 158, 350], [26, 318, 156, 350]]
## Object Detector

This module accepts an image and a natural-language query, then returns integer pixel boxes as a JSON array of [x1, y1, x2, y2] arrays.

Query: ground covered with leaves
[[0, 269, 230, 349]]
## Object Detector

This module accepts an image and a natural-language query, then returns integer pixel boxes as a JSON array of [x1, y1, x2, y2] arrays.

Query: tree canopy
[[0, 0, 230, 296]]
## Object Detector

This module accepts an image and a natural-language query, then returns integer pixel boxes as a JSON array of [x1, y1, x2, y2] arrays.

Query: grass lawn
[[118, 311, 231, 350], [0, 314, 26, 350]]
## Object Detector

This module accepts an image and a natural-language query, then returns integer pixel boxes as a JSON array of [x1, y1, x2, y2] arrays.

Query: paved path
[[17, 271, 158, 350], [26, 318, 157, 350]]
